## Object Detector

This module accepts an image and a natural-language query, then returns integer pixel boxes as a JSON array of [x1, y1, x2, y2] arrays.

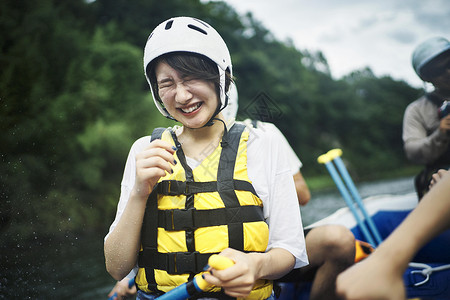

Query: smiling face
[[155, 60, 219, 128]]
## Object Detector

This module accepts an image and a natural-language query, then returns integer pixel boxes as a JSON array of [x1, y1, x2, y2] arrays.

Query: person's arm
[[293, 170, 311, 206], [104, 139, 176, 280], [403, 102, 450, 164], [336, 171, 450, 300]]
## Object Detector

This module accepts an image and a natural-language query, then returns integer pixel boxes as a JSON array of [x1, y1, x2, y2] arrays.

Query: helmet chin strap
[[181, 103, 229, 147], [203, 103, 222, 127], [213, 117, 229, 148], [195, 91, 229, 128]]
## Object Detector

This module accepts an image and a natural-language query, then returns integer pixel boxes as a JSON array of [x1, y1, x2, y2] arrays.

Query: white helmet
[[143, 16, 232, 118], [412, 37, 450, 80], [221, 82, 239, 121]]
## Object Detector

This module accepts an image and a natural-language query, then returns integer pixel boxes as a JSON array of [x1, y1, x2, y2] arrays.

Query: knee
[[319, 225, 355, 259]]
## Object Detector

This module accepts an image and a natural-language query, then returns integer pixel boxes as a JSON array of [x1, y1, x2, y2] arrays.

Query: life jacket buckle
[[167, 251, 200, 274], [169, 208, 195, 230], [184, 181, 192, 195], [159, 180, 190, 196]]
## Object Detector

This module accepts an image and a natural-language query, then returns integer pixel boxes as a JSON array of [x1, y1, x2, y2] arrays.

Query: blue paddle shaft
[[156, 283, 190, 300], [324, 161, 377, 246], [156, 279, 202, 300], [333, 157, 383, 245]]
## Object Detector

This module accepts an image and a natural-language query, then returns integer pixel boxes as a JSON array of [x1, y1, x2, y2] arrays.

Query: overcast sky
[[216, 0, 449, 88]]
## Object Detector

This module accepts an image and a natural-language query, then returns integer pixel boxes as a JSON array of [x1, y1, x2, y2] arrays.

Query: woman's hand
[[203, 248, 259, 298], [107, 277, 137, 300], [133, 139, 177, 199]]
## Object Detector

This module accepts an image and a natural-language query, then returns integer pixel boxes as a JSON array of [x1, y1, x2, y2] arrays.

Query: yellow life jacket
[[136, 123, 273, 299]]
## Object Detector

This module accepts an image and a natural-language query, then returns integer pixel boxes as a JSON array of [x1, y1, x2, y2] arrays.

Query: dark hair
[[146, 52, 232, 103]]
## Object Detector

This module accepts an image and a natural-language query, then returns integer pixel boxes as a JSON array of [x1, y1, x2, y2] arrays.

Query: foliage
[[0, 0, 422, 239]]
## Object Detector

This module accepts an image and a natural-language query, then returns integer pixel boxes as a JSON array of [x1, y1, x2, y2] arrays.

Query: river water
[[1, 176, 416, 299]]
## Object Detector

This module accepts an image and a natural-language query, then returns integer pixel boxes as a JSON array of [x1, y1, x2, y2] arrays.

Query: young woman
[[104, 16, 307, 300]]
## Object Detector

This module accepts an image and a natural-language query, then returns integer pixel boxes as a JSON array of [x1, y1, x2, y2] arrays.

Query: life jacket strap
[[138, 250, 211, 274], [157, 179, 258, 197], [157, 205, 265, 231], [157, 180, 216, 195]]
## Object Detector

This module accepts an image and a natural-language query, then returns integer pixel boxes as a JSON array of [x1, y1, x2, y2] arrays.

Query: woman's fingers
[[133, 140, 178, 195], [202, 249, 256, 298], [137, 150, 175, 172], [138, 140, 176, 169], [202, 272, 252, 298]]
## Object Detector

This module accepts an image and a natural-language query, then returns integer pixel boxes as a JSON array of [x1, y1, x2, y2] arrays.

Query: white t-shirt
[[106, 124, 308, 273], [241, 119, 302, 175]]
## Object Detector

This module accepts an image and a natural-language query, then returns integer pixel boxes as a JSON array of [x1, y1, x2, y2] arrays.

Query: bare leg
[[301, 225, 355, 300]]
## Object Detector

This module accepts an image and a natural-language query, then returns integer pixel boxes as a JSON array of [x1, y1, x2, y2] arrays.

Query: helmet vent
[[165, 20, 174, 30], [187, 24, 207, 35]]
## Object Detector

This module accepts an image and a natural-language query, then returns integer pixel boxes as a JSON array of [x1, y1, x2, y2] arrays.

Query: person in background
[[223, 83, 355, 300], [104, 16, 307, 300], [336, 171, 450, 300], [403, 36, 450, 199]]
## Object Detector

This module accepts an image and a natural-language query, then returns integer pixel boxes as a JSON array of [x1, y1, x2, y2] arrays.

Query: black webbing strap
[[139, 127, 169, 292], [157, 180, 217, 195], [157, 179, 258, 196], [139, 250, 212, 274], [140, 190, 158, 291], [169, 129, 196, 254], [217, 123, 246, 250], [157, 205, 264, 231], [150, 127, 166, 142]]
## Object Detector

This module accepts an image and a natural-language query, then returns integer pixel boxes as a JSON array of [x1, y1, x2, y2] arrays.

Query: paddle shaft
[[332, 156, 383, 245], [318, 149, 382, 246], [322, 160, 377, 246]]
